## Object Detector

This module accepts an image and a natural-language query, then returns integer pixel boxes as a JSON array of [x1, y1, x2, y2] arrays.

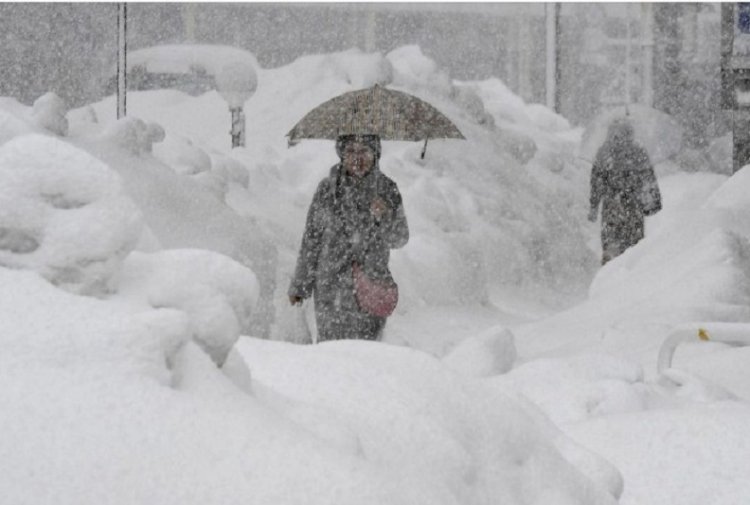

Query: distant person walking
[[288, 134, 409, 342], [588, 118, 662, 264]]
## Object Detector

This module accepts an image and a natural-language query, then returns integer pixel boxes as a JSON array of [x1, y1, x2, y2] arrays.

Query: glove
[[587, 207, 598, 223]]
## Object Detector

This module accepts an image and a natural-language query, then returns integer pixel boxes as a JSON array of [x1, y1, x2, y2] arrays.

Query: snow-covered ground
[[1, 45, 748, 504]]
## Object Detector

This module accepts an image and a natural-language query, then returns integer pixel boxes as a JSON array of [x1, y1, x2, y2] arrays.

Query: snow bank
[[514, 170, 750, 364], [127, 44, 259, 78], [0, 268, 448, 505], [0, 96, 59, 145], [496, 353, 647, 426], [102, 116, 166, 155], [116, 250, 259, 366], [565, 402, 750, 505], [0, 134, 143, 295], [442, 326, 517, 377], [73, 47, 596, 336], [239, 337, 620, 505], [71, 131, 278, 338], [31, 92, 69, 136]]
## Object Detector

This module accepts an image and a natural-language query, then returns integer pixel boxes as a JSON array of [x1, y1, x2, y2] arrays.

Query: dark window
[[739, 3, 750, 34]]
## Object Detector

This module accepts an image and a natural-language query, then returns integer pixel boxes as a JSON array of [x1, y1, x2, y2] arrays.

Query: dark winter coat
[[590, 126, 661, 264], [289, 163, 409, 341]]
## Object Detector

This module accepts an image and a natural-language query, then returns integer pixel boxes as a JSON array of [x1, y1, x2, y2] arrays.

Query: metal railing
[[657, 322, 750, 374]]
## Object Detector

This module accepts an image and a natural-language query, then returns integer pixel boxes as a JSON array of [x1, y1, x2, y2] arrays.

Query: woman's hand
[[370, 197, 388, 219]]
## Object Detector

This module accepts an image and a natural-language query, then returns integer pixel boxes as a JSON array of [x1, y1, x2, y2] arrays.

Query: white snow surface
[[1, 45, 749, 505], [126, 43, 260, 78]]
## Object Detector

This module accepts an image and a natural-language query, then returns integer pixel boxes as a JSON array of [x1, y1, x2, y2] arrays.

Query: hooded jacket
[[289, 161, 409, 340], [590, 120, 661, 262]]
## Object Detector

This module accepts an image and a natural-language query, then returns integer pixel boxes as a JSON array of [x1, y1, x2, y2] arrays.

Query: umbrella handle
[[421, 138, 429, 159]]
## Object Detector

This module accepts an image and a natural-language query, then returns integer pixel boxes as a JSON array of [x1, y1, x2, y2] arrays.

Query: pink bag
[[352, 263, 398, 318]]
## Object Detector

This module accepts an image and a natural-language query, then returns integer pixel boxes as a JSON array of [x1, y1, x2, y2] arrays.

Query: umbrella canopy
[[580, 104, 684, 164], [287, 84, 465, 144]]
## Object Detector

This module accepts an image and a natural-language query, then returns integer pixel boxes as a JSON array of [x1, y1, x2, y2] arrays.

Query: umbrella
[[580, 104, 684, 164], [287, 84, 464, 158]]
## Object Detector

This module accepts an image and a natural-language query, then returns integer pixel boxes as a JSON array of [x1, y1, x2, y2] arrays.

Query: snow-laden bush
[[116, 249, 259, 366], [31, 92, 68, 136], [0, 134, 143, 295]]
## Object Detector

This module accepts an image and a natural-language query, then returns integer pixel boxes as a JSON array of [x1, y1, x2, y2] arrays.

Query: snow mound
[[128, 44, 260, 78], [117, 249, 259, 366], [153, 134, 212, 176], [72, 136, 278, 338], [565, 402, 750, 505], [704, 164, 750, 209], [496, 353, 647, 425], [0, 268, 448, 505], [300, 49, 394, 91], [443, 326, 517, 377], [0, 134, 143, 295], [102, 116, 166, 155], [0, 98, 45, 145], [388, 45, 453, 97], [239, 337, 619, 505], [31, 92, 68, 136], [212, 154, 250, 189]]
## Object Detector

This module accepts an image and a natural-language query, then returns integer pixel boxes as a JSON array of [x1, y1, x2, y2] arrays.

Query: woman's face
[[342, 141, 375, 178]]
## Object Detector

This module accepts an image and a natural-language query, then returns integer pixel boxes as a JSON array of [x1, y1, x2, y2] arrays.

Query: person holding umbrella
[[588, 118, 662, 264], [288, 133, 409, 342]]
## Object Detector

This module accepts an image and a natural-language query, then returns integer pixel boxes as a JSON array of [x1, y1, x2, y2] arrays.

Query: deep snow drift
[[1, 44, 749, 505]]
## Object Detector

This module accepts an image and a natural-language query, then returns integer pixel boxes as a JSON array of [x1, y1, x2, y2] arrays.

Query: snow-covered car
[[104, 44, 258, 96]]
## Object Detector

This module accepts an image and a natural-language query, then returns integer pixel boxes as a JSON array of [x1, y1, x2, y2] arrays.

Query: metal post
[[641, 3, 654, 107], [364, 7, 377, 53], [554, 3, 562, 114], [625, 3, 632, 105], [545, 3, 557, 111], [230, 107, 245, 148], [117, 3, 127, 119], [657, 323, 750, 375]]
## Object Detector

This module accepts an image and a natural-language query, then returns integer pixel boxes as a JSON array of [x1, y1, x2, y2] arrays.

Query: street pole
[[117, 3, 127, 119], [230, 107, 245, 148], [625, 3, 632, 107], [364, 7, 377, 53], [545, 3, 557, 112], [641, 3, 654, 107]]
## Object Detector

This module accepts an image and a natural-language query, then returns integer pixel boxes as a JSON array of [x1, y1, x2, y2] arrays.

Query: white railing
[[657, 322, 750, 374]]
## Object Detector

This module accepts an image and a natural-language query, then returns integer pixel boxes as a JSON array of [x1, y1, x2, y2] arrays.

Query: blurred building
[[0, 2, 724, 141]]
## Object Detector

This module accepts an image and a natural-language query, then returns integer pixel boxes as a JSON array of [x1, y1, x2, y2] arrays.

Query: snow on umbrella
[[286, 84, 464, 158], [580, 104, 684, 164]]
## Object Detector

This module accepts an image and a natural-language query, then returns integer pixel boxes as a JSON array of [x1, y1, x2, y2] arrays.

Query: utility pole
[[183, 3, 197, 42], [117, 3, 127, 119], [641, 3, 654, 107], [545, 3, 561, 113], [363, 7, 377, 53], [625, 4, 634, 106]]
